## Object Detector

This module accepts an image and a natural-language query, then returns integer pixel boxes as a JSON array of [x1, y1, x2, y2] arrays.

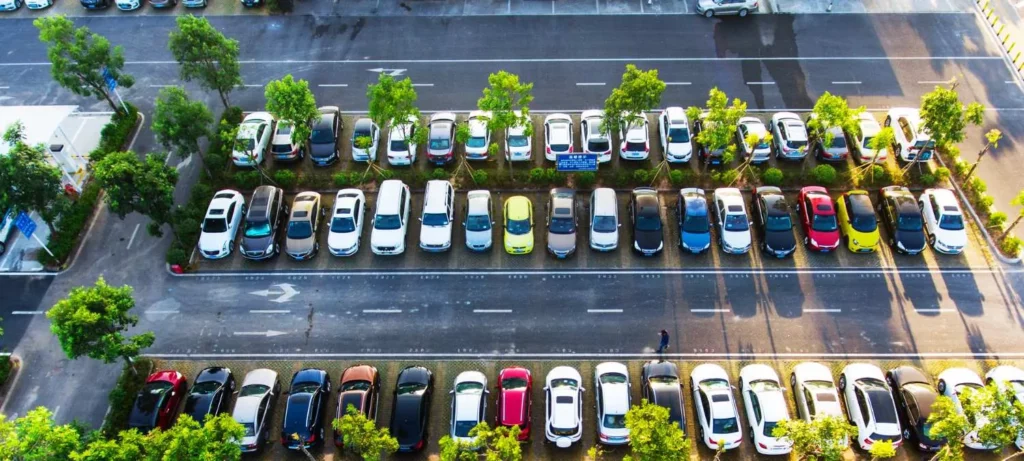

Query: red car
[[496, 367, 532, 441], [129, 370, 188, 433], [797, 186, 840, 252]]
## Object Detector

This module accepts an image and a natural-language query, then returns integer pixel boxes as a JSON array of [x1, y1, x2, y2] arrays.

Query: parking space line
[[250, 309, 291, 314], [746, 81, 775, 85], [177, 267, 1011, 278], [125, 223, 140, 250], [832, 81, 861, 85], [11, 311, 42, 315], [804, 308, 842, 313], [575, 82, 606, 86], [363, 309, 402, 313], [915, 308, 957, 313], [317, 84, 348, 87], [691, 308, 729, 313], [474, 309, 512, 313], [665, 82, 692, 85], [588, 309, 623, 313], [917, 79, 954, 85], [242, 84, 262, 88], [411, 83, 434, 87]]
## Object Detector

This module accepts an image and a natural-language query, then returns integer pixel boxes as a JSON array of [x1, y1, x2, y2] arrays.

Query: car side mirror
[[462, 222, 467, 227], [449, 390, 455, 395]]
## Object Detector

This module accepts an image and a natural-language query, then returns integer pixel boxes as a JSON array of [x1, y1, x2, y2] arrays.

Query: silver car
[[464, 190, 494, 251], [546, 188, 577, 258], [286, 192, 324, 260], [233, 369, 280, 453], [696, 0, 758, 17]]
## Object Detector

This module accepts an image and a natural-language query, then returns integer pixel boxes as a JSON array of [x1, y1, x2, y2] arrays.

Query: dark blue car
[[676, 188, 711, 254], [281, 369, 331, 450]]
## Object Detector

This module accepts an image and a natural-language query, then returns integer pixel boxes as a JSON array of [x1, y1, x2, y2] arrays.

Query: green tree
[[367, 73, 426, 162], [46, 277, 155, 370], [151, 87, 214, 177], [438, 435, 476, 461], [602, 64, 665, 135], [92, 151, 178, 240], [477, 71, 534, 159], [919, 81, 984, 152], [621, 400, 690, 461], [963, 128, 1002, 183], [332, 405, 398, 461], [145, 414, 245, 461], [0, 123, 68, 233], [926, 395, 971, 461], [0, 407, 84, 461], [868, 439, 896, 459], [961, 382, 1024, 452], [807, 91, 863, 148], [265, 75, 320, 148], [168, 15, 242, 109], [439, 423, 522, 461], [685, 87, 747, 164], [34, 16, 134, 114], [69, 430, 147, 461], [771, 416, 856, 461], [1005, 190, 1024, 236]]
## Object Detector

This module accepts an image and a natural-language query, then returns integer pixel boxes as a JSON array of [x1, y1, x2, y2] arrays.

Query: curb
[[976, 0, 1024, 81]]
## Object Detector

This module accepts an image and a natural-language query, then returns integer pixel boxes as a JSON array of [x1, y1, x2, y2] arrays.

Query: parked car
[[545, 366, 584, 448], [285, 192, 324, 260], [114, 0, 141, 10], [351, 118, 380, 162], [739, 364, 793, 455], [232, 112, 274, 167], [281, 369, 331, 450], [465, 111, 492, 160], [0, 0, 23, 9], [751, 186, 796, 258], [691, 364, 742, 451], [839, 364, 902, 450], [806, 113, 850, 162], [544, 113, 574, 161], [629, 188, 664, 256], [391, 366, 434, 452], [233, 369, 281, 454], [334, 365, 381, 447], [80, 0, 111, 9], [797, 186, 840, 252], [581, 110, 612, 163], [696, 0, 758, 17], [589, 188, 619, 251], [658, 107, 692, 163], [505, 112, 532, 162], [919, 188, 967, 255], [328, 189, 365, 257], [641, 361, 686, 431], [736, 117, 771, 163], [427, 112, 457, 165], [714, 188, 752, 254], [182, 0, 205, 7], [26, 0, 53, 8], [129, 371, 188, 434], [694, 111, 725, 166], [595, 362, 630, 445], [184, 367, 235, 424], [677, 188, 711, 254], [771, 112, 809, 161], [450, 371, 488, 444], [885, 108, 934, 163], [371, 180, 411, 256], [886, 366, 944, 452], [546, 188, 577, 258], [387, 114, 419, 166], [877, 186, 926, 255], [837, 190, 879, 253], [853, 113, 886, 164], [271, 120, 304, 162], [619, 113, 650, 161], [240, 185, 286, 260], [241, 0, 261, 6], [790, 362, 845, 423], [198, 190, 245, 260], [985, 366, 1024, 450], [419, 180, 455, 252], [504, 196, 534, 255], [464, 190, 494, 252], [497, 367, 533, 441], [937, 368, 990, 450], [310, 106, 341, 166]]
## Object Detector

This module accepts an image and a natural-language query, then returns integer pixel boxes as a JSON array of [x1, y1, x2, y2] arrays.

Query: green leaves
[[621, 400, 689, 461], [438, 423, 522, 461], [0, 407, 84, 461], [602, 65, 665, 135], [0, 130, 66, 232], [332, 404, 398, 461], [168, 15, 242, 109], [367, 73, 424, 155], [771, 415, 856, 461], [92, 151, 178, 234], [919, 82, 985, 151], [477, 71, 534, 141], [686, 87, 746, 154], [926, 381, 1024, 461], [152, 86, 214, 160], [808, 92, 863, 148], [265, 74, 320, 146], [70, 413, 244, 461]]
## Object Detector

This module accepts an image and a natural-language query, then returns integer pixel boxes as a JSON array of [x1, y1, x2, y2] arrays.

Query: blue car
[[676, 188, 711, 254]]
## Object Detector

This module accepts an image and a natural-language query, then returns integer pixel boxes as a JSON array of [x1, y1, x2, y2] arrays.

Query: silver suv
[[697, 0, 758, 17]]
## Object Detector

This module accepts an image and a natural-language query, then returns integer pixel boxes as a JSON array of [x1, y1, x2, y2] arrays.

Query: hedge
[[102, 357, 154, 438], [89, 104, 140, 164]]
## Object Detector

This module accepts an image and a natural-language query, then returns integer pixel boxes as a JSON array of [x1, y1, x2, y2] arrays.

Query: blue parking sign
[[555, 153, 599, 172], [14, 212, 35, 239]]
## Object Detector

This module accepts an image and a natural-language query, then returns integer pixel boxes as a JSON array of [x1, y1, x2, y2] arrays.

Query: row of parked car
[[129, 363, 1024, 454], [198, 180, 968, 260], [226, 106, 936, 169]]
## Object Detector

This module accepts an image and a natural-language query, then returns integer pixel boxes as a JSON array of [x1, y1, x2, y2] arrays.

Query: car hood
[[635, 229, 663, 250], [723, 230, 752, 248], [667, 142, 692, 157], [198, 232, 230, 252], [809, 230, 840, 247], [241, 235, 274, 253], [420, 225, 452, 245], [935, 228, 967, 247], [286, 237, 315, 256], [681, 230, 710, 251], [184, 394, 214, 421], [764, 230, 796, 253], [895, 229, 926, 252], [547, 232, 576, 252], [328, 231, 358, 251], [371, 228, 405, 248], [591, 229, 618, 247], [505, 231, 533, 247], [310, 142, 335, 159], [466, 229, 492, 247]]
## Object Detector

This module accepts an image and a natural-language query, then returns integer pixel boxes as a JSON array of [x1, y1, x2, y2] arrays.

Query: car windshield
[[683, 214, 709, 233], [625, 141, 646, 152], [287, 221, 312, 239], [649, 375, 678, 384], [549, 217, 574, 234], [466, 214, 491, 232], [238, 138, 256, 151], [862, 136, 874, 149], [374, 214, 402, 230], [390, 139, 408, 151], [593, 215, 617, 233], [272, 143, 294, 153], [244, 220, 271, 238], [341, 380, 371, 392], [396, 382, 427, 395], [765, 214, 792, 232], [600, 373, 628, 384], [203, 217, 227, 233], [466, 136, 487, 148], [242, 422, 256, 437], [898, 214, 923, 232], [507, 135, 528, 147], [456, 382, 484, 394], [603, 414, 626, 429], [786, 139, 808, 150], [550, 378, 578, 389], [829, 136, 847, 148], [429, 139, 450, 150], [724, 214, 749, 231], [668, 127, 690, 143], [507, 218, 530, 235], [713, 417, 739, 434], [763, 420, 780, 437], [636, 215, 661, 232], [422, 213, 449, 227], [454, 421, 477, 437], [588, 139, 610, 152], [331, 217, 355, 233], [811, 214, 838, 232], [939, 214, 964, 231], [239, 384, 269, 397], [851, 214, 877, 233], [311, 128, 334, 144], [191, 381, 220, 395]]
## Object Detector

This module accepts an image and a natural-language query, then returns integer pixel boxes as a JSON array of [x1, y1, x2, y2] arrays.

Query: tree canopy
[[602, 65, 665, 134], [477, 71, 534, 142], [0, 407, 84, 461], [265, 75, 320, 146], [152, 86, 214, 162], [919, 82, 984, 151], [807, 91, 863, 148], [686, 87, 747, 155], [168, 15, 242, 109], [622, 400, 689, 461], [92, 151, 178, 238], [771, 415, 856, 461], [0, 123, 68, 232], [332, 405, 398, 461]]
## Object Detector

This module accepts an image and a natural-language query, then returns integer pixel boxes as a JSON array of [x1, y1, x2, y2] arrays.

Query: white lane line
[[473, 309, 512, 313], [125, 223, 140, 250], [317, 84, 349, 87], [915, 308, 957, 313], [363, 309, 402, 314], [148, 84, 174, 88], [804, 309, 842, 313], [832, 81, 862, 85], [1008, 80, 1022, 84], [243, 84, 262, 88], [175, 266, 1015, 277], [0, 86, 10, 90], [665, 82, 692, 85], [691, 309, 730, 313], [148, 351, 1024, 359], [917, 80, 953, 85], [411, 83, 434, 87], [746, 81, 776, 85], [588, 309, 623, 313], [575, 82, 606, 86], [250, 309, 291, 314], [11, 311, 43, 315], [147, 310, 180, 315]]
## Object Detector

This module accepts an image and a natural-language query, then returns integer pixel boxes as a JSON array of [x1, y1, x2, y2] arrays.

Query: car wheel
[[274, 243, 280, 255], [838, 374, 847, 391], [888, 237, 895, 248], [937, 379, 946, 394], [749, 427, 755, 441], [0, 241, 5, 257], [886, 374, 895, 388], [738, 8, 748, 16], [704, 9, 714, 17], [903, 429, 911, 440], [929, 235, 936, 248], [699, 427, 705, 441], [790, 373, 797, 390], [894, 145, 902, 161], [803, 236, 809, 247]]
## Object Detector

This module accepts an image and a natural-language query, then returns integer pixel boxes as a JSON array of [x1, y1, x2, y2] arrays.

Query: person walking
[[657, 330, 670, 353]]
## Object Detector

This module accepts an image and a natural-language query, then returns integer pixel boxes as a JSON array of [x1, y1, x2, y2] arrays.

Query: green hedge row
[[101, 357, 153, 438]]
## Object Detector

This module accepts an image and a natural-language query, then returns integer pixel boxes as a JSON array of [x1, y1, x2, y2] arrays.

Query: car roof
[[397, 366, 431, 385], [424, 181, 450, 212], [242, 368, 278, 388], [292, 192, 320, 216], [454, 393, 483, 421], [505, 196, 532, 220], [599, 380, 630, 415], [550, 188, 574, 214], [664, 107, 688, 125], [757, 391, 788, 421], [593, 188, 617, 215], [645, 360, 679, 379], [928, 189, 959, 208], [208, 191, 241, 212], [233, 395, 262, 423], [739, 117, 767, 134], [341, 365, 376, 383], [468, 117, 488, 136], [806, 192, 834, 215], [634, 192, 660, 217], [625, 122, 648, 141], [858, 113, 881, 136], [547, 120, 571, 142], [846, 192, 874, 217], [376, 180, 406, 215], [547, 366, 582, 383], [335, 189, 362, 210], [429, 119, 453, 138], [292, 368, 326, 385], [467, 191, 491, 214], [716, 188, 744, 207]]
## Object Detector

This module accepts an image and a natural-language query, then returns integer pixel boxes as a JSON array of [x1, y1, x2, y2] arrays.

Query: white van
[[589, 188, 619, 251], [419, 180, 455, 252], [371, 180, 411, 255]]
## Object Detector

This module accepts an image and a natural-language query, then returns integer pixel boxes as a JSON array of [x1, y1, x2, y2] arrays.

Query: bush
[[544, 168, 560, 183], [232, 170, 261, 190], [90, 103, 140, 163], [954, 159, 971, 178], [869, 165, 890, 184], [989, 211, 1008, 230], [1000, 235, 1023, 258], [575, 171, 596, 189], [429, 168, 447, 181], [273, 169, 297, 189], [811, 164, 837, 185], [934, 166, 951, 183], [919, 174, 937, 187], [715, 169, 739, 185], [37, 181, 102, 267], [471, 170, 489, 186], [668, 170, 684, 186], [528, 168, 546, 184], [102, 358, 154, 438], [632, 169, 650, 184], [165, 246, 189, 266], [968, 176, 987, 194], [333, 172, 351, 188], [376, 169, 395, 182], [0, 357, 12, 387], [762, 167, 784, 186]]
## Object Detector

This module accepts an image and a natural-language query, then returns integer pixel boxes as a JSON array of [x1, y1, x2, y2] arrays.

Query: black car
[[877, 186, 926, 255], [641, 361, 686, 431], [149, 0, 176, 7], [629, 188, 664, 256], [310, 106, 341, 166], [693, 113, 724, 166], [80, 0, 110, 8], [184, 367, 235, 423], [281, 369, 331, 450], [241, 185, 287, 260], [390, 366, 434, 452], [886, 366, 944, 452], [751, 186, 796, 258]]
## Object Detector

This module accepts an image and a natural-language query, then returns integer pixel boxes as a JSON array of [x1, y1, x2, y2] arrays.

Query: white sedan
[[691, 364, 742, 451], [198, 190, 245, 259], [619, 112, 650, 161], [327, 189, 365, 257], [544, 113, 574, 161], [919, 188, 967, 255], [465, 111, 492, 160], [594, 362, 630, 445], [232, 112, 275, 167], [713, 188, 752, 254], [450, 371, 488, 444], [545, 366, 583, 448], [581, 110, 612, 163], [658, 107, 692, 163], [938, 367, 992, 450], [790, 362, 845, 423], [387, 114, 419, 166], [505, 111, 532, 162], [839, 364, 902, 450], [739, 364, 792, 455], [985, 365, 1024, 450]]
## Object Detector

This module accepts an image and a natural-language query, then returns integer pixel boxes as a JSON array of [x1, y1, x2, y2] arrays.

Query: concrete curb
[[976, 0, 1024, 82]]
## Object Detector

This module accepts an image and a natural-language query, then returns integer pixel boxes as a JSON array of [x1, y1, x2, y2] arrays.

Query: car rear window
[[625, 141, 646, 152]]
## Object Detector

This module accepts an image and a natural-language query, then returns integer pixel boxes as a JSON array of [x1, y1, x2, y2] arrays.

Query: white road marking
[[665, 82, 692, 85], [243, 84, 262, 88], [575, 82, 606, 86], [587, 309, 623, 313], [11, 311, 43, 315], [832, 81, 862, 85], [146, 310, 180, 315], [0, 86, 10, 90], [746, 81, 776, 85], [363, 309, 402, 314], [126, 223, 140, 250], [147, 351, 1024, 359], [917, 80, 954, 85], [233, 330, 287, 337], [411, 83, 434, 87], [1008, 80, 1022, 84], [914, 308, 957, 313], [250, 309, 291, 314], [473, 309, 512, 313], [317, 84, 349, 87], [804, 308, 842, 313], [319, 107, 1024, 115], [148, 84, 174, 88], [691, 309, 729, 313]]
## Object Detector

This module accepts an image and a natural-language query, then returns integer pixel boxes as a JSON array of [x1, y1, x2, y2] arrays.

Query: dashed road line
[[411, 83, 434, 87], [915, 308, 957, 313], [804, 308, 842, 313], [691, 309, 729, 313], [363, 309, 402, 314], [588, 309, 623, 313], [176, 267, 1007, 278], [917, 80, 954, 85], [11, 311, 43, 315], [665, 82, 692, 85], [473, 309, 512, 313], [126, 223, 140, 250], [832, 81, 862, 85], [575, 82, 606, 86], [317, 84, 349, 87], [746, 81, 776, 85], [250, 309, 291, 314], [146, 310, 180, 315], [243, 84, 262, 88]]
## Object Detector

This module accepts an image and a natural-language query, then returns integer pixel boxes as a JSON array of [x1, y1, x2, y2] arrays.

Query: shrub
[[762, 167, 784, 186], [981, 194, 994, 210], [189, 183, 213, 205], [528, 168, 546, 184], [166, 246, 189, 266], [544, 168, 560, 183], [919, 174, 937, 187], [91, 103, 140, 163], [869, 164, 890, 184], [103, 358, 154, 438], [0, 357, 11, 387], [954, 159, 971, 178], [1000, 235, 1023, 258], [333, 172, 351, 188], [273, 169, 297, 189], [37, 181, 102, 267], [668, 170, 684, 186], [223, 106, 244, 125], [811, 164, 837, 185], [575, 171, 596, 189], [934, 166, 951, 183], [968, 176, 987, 194], [350, 171, 367, 185], [615, 170, 630, 187], [471, 170, 489, 185], [989, 211, 1008, 230], [431, 168, 448, 180], [632, 169, 650, 184], [232, 170, 261, 190], [377, 169, 395, 181], [717, 169, 739, 185]]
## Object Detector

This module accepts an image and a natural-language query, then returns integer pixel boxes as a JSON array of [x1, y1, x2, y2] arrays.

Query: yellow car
[[836, 190, 880, 253], [504, 196, 534, 254]]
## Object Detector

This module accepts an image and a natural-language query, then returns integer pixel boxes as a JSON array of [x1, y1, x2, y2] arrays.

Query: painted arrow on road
[[367, 67, 407, 77], [233, 330, 288, 337], [249, 283, 299, 303]]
